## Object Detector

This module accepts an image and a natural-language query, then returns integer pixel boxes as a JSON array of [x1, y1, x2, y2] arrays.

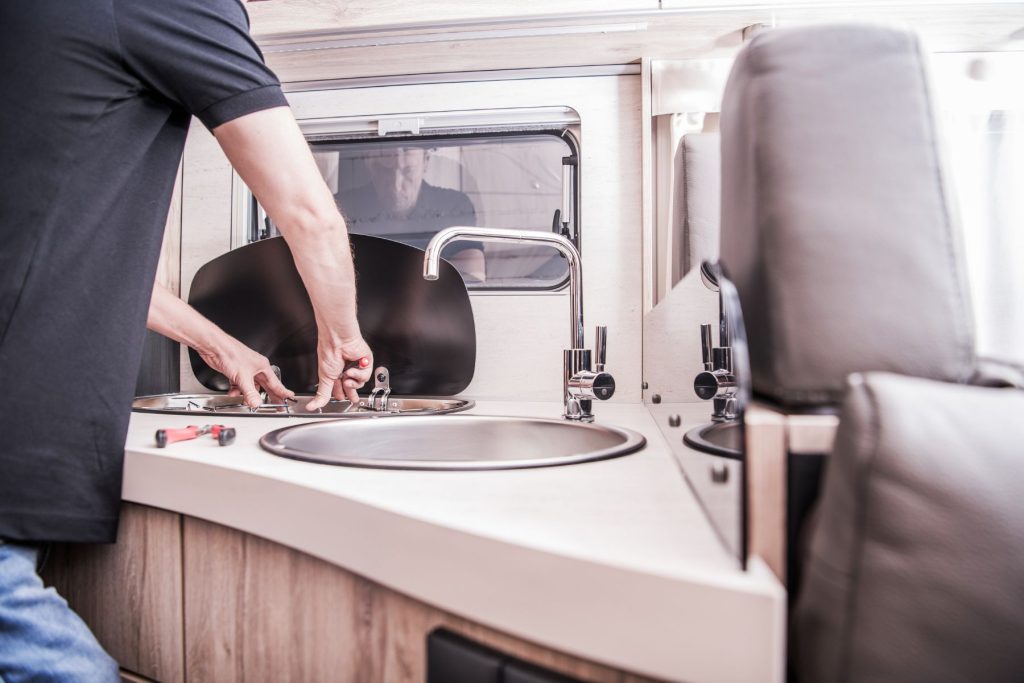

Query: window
[[932, 53, 1024, 366], [245, 132, 579, 291]]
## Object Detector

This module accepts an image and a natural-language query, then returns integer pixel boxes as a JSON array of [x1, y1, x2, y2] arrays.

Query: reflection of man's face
[[365, 147, 429, 217]]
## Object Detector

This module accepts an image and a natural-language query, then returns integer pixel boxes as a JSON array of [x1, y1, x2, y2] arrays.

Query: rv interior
[[39, 2, 1024, 682]]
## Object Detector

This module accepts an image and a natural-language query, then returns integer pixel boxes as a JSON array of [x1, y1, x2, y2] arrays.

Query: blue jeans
[[0, 541, 119, 683]]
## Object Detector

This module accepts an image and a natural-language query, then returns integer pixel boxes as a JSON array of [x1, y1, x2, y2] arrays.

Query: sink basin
[[683, 421, 742, 460], [132, 393, 472, 418], [259, 415, 646, 470]]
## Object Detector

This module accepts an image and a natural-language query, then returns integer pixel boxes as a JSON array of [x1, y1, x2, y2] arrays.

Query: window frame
[[232, 126, 581, 293]]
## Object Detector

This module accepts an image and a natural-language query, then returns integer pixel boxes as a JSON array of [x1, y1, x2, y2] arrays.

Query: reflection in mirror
[[247, 133, 579, 291], [652, 114, 721, 304], [649, 58, 732, 306], [685, 262, 751, 565], [642, 262, 750, 567]]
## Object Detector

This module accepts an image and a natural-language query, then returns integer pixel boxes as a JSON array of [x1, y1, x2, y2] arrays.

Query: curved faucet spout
[[423, 226, 584, 350]]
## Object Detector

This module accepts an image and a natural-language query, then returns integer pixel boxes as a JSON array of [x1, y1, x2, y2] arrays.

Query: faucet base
[[563, 396, 595, 422]]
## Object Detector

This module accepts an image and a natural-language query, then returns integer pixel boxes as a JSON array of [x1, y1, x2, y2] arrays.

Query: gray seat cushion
[[793, 373, 1024, 683], [719, 25, 975, 406], [680, 132, 721, 275]]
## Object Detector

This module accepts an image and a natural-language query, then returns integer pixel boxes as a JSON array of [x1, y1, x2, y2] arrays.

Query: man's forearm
[[147, 282, 223, 355], [277, 216, 361, 351], [147, 283, 293, 404], [209, 106, 372, 408], [211, 107, 361, 343]]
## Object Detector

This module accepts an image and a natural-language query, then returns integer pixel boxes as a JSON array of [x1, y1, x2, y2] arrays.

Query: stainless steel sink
[[259, 415, 646, 470], [132, 393, 472, 418], [683, 421, 742, 460]]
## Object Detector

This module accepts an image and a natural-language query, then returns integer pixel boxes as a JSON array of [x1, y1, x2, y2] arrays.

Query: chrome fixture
[[424, 226, 615, 421], [694, 260, 738, 421], [132, 393, 472, 418], [367, 366, 394, 412], [695, 321, 739, 422]]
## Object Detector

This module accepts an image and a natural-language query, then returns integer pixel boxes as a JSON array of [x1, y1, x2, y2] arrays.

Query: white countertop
[[122, 400, 784, 683]]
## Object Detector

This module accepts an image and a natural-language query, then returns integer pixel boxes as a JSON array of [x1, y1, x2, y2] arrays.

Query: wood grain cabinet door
[[181, 516, 661, 683], [41, 503, 185, 683]]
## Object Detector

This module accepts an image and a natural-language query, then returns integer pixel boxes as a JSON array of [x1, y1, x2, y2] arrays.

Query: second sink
[[260, 415, 646, 470], [683, 421, 743, 460]]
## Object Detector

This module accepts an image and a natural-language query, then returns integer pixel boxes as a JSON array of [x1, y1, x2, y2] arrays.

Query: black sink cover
[[187, 235, 475, 396]]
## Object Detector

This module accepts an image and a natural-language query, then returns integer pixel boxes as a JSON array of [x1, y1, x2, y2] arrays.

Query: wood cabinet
[[42, 503, 185, 683], [745, 407, 839, 585], [43, 504, 661, 683]]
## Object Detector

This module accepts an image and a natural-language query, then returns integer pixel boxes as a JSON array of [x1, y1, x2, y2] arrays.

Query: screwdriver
[[155, 424, 236, 448]]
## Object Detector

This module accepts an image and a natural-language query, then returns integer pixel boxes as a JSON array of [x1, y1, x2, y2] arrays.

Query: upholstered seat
[[720, 24, 976, 408], [717, 23, 1024, 682], [793, 374, 1024, 683]]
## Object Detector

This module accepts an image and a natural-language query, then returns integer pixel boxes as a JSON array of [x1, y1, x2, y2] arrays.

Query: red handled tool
[[155, 424, 236, 448]]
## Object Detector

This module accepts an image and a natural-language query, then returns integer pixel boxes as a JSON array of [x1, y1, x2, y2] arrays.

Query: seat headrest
[[719, 24, 975, 407], [680, 132, 721, 276]]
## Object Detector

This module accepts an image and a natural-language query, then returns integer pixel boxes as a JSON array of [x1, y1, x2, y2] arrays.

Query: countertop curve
[[122, 400, 784, 683]]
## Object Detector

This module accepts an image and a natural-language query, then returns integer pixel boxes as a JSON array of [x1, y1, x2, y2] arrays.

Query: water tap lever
[[425, 227, 615, 422], [693, 325, 738, 422], [700, 324, 714, 371], [566, 325, 616, 421]]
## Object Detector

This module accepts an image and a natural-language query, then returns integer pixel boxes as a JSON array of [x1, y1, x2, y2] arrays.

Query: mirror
[[649, 59, 732, 306], [642, 262, 750, 567]]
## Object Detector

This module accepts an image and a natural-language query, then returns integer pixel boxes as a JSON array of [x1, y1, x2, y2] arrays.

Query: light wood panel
[[744, 407, 788, 583], [156, 163, 183, 296], [787, 414, 840, 456], [183, 516, 662, 683], [743, 408, 839, 584], [179, 123, 235, 393], [252, 4, 1024, 85], [41, 504, 185, 683], [261, 19, 739, 84], [247, 0, 660, 38], [641, 57, 656, 314]]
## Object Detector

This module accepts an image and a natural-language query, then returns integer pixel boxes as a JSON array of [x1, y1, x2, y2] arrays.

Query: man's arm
[[211, 107, 372, 409], [147, 283, 292, 407]]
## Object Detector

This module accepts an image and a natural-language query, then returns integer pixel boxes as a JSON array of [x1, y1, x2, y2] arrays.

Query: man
[[337, 145, 487, 282], [0, 1, 371, 678]]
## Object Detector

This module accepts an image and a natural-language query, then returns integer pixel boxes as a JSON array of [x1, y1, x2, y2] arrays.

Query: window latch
[[376, 117, 424, 136]]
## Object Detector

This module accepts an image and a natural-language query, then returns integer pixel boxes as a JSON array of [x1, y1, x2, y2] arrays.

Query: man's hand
[[213, 107, 374, 405], [199, 336, 293, 408], [147, 284, 293, 409], [307, 334, 373, 411]]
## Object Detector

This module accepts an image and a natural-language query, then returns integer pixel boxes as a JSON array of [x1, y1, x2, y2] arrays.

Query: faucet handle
[[594, 326, 607, 372], [700, 324, 714, 371]]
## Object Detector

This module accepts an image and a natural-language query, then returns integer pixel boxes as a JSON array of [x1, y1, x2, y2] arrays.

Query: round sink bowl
[[683, 421, 743, 460], [259, 415, 646, 470], [132, 393, 472, 418]]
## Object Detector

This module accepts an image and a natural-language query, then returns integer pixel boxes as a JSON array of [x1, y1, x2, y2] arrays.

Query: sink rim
[[682, 420, 742, 460], [131, 392, 474, 418], [259, 414, 647, 471]]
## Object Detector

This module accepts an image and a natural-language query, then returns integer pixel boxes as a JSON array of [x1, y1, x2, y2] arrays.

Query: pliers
[[155, 424, 236, 448]]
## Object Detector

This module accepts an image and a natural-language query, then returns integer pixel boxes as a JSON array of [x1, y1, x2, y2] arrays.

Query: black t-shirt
[[0, 0, 288, 542]]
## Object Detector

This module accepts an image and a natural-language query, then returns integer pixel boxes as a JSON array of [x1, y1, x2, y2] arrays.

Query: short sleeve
[[444, 191, 481, 255], [113, 0, 288, 130]]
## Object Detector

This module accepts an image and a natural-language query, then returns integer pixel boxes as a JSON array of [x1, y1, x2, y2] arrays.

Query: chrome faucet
[[423, 226, 615, 421], [695, 322, 738, 421], [693, 262, 738, 421]]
